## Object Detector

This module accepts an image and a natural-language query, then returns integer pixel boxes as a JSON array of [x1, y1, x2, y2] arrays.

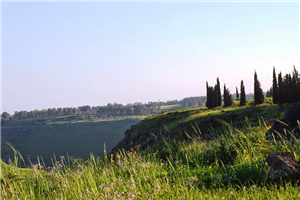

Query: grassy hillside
[[1, 115, 144, 166], [1, 100, 300, 199], [135, 99, 288, 134], [112, 98, 292, 153]]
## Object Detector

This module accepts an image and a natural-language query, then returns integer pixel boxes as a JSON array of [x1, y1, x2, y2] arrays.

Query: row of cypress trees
[[272, 66, 299, 104], [206, 78, 247, 109], [206, 71, 266, 108], [206, 78, 222, 109]]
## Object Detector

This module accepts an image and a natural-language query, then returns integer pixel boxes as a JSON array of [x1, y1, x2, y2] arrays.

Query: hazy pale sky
[[2, 1, 299, 114]]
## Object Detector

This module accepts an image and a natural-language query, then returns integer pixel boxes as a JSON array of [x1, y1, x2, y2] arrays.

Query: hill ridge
[[111, 102, 292, 154]]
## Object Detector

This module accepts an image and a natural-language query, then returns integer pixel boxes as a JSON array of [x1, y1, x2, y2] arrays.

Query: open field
[[159, 104, 184, 112], [1, 115, 144, 166]]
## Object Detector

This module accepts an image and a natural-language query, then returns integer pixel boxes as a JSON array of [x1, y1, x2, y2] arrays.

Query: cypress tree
[[216, 78, 221, 107], [240, 80, 246, 106], [223, 85, 227, 107], [206, 82, 215, 109], [278, 72, 284, 104], [272, 67, 278, 104], [213, 84, 218, 108], [283, 74, 290, 104], [206, 82, 211, 109], [254, 71, 264, 105], [236, 87, 239, 99], [288, 73, 294, 103], [224, 84, 233, 107], [292, 66, 299, 102]]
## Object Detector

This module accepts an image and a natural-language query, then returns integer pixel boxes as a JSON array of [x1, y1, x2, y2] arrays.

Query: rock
[[130, 131, 139, 140], [266, 103, 300, 142], [262, 152, 300, 182]]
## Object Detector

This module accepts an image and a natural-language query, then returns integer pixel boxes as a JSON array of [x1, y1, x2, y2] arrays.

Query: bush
[[247, 99, 255, 106], [264, 97, 273, 105]]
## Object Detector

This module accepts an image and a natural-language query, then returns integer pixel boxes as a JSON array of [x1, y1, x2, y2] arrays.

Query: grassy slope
[[1, 100, 300, 199], [112, 98, 292, 152], [135, 100, 290, 134], [1, 115, 144, 166]]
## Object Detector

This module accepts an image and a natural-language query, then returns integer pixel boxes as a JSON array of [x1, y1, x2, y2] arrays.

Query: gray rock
[[262, 152, 300, 181], [266, 104, 300, 142]]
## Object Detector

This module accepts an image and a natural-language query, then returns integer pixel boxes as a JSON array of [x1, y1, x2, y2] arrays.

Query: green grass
[[2, 99, 299, 199], [160, 104, 184, 112], [128, 99, 291, 146], [2, 117, 300, 199]]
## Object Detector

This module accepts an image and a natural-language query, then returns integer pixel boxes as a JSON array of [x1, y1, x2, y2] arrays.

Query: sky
[[1, 1, 299, 114]]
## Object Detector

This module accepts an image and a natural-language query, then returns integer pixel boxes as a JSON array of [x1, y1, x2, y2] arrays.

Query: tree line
[[1, 97, 206, 121], [268, 66, 299, 104], [206, 65, 299, 109], [205, 71, 264, 108], [1, 103, 155, 120]]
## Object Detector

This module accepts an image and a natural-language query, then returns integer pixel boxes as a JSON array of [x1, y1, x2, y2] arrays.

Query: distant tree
[[140, 105, 151, 116], [206, 82, 211, 109], [56, 108, 63, 116], [278, 72, 284, 104], [1, 112, 11, 121], [266, 87, 273, 97], [216, 78, 221, 107], [223, 84, 233, 107], [78, 105, 92, 114], [291, 66, 299, 102], [254, 71, 264, 105], [206, 82, 215, 109], [13, 111, 19, 119], [209, 86, 215, 109], [15, 111, 28, 119], [63, 107, 70, 115], [133, 105, 141, 114], [28, 110, 37, 118], [20, 112, 25, 119], [71, 107, 78, 115], [272, 67, 278, 104], [106, 103, 114, 114], [41, 109, 47, 117], [47, 108, 56, 116], [288, 73, 294, 103], [125, 105, 133, 115], [283, 74, 290, 104], [236, 87, 239, 99], [240, 80, 246, 106], [213, 84, 218, 108], [158, 100, 161, 111], [206, 78, 223, 109]]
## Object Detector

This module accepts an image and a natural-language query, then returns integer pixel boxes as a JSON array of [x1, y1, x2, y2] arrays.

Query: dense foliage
[[273, 66, 299, 105]]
